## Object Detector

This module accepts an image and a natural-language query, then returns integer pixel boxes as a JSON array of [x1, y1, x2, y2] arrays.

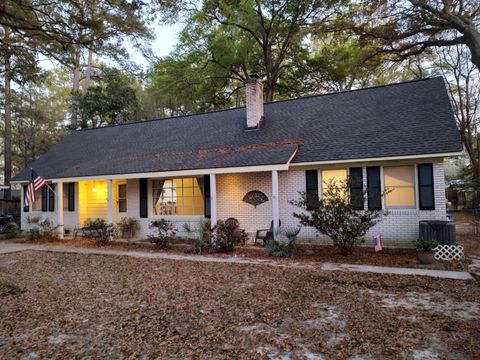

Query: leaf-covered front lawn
[[0, 251, 479, 359]]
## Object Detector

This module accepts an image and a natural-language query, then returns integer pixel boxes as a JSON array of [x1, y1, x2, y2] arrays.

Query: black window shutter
[[48, 184, 55, 212], [68, 183, 75, 212], [367, 167, 382, 210], [204, 175, 211, 218], [418, 163, 435, 210], [41, 186, 48, 211], [139, 179, 148, 218], [305, 170, 318, 210], [349, 167, 364, 210], [23, 185, 29, 212]]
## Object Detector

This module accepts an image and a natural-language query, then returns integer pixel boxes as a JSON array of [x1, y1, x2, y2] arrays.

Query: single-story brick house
[[12, 76, 462, 246]]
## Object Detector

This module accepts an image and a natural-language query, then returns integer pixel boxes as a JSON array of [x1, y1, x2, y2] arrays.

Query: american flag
[[24, 170, 45, 207]]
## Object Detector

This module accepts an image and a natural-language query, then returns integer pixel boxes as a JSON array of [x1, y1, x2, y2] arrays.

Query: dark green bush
[[84, 218, 114, 244], [117, 217, 140, 239], [292, 179, 385, 256], [149, 219, 177, 248], [211, 219, 247, 253], [265, 227, 300, 258], [26, 217, 58, 242], [3, 222, 20, 239], [415, 239, 438, 252]]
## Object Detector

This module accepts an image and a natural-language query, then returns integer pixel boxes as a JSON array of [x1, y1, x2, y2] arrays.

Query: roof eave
[[290, 151, 463, 167], [10, 162, 292, 184]]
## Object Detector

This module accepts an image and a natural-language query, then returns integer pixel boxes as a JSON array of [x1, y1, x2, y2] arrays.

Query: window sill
[[149, 215, 205, 221]]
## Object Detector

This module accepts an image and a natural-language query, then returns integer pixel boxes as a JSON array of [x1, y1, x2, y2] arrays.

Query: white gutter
[[290, 151, 463, 167], [11, 163, 291, 184]]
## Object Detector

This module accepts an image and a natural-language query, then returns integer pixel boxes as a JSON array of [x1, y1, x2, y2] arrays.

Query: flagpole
[[45, 183, 57, 195]]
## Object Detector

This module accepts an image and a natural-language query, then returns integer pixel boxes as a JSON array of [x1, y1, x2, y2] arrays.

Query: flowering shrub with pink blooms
[[210, 219, 247, 253], [148, 219, 177, 248]]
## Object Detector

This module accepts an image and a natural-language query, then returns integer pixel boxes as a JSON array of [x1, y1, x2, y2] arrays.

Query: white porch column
[[56, 181, 64, 239], [210, 174, 217, 228], [272, 170, 280, 240], [107, 179, 113, 224]]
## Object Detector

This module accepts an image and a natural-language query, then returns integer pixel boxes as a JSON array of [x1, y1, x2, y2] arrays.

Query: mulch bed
[[0, 251, 478, 359], [7, 235, 468, 271]]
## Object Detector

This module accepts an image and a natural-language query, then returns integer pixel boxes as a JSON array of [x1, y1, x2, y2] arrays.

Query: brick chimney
[[245, 73, 264, 129]]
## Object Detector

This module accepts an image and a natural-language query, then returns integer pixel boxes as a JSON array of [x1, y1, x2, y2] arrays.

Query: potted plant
[[415, 239, 438, 264], [117, 217, 140, 241]]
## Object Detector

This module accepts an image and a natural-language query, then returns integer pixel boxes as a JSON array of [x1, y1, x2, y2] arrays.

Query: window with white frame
[[384, 165, 415, 208], [321, 169, 348, 198], [152, 178, 204, 216]]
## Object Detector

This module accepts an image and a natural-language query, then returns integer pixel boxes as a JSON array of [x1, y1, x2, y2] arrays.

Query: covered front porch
[[51, 170, 282, 241]]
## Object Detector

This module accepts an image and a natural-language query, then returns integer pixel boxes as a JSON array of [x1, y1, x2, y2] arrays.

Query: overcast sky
[[38, 23, 183, 72], [128, 23, 183, 67]]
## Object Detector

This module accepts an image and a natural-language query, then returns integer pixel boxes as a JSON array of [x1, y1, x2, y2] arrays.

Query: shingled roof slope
[[13, 77, 462, 181]]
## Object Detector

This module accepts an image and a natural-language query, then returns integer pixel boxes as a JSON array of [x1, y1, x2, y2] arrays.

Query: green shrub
[[265, 227, 300, 258], [84, 218, 113, 244], [183, 219, 212, 254], [292, 179, 385, 256], [211, 219, 247, 253], [415, 239, 438, 252], [117, 217, 140, 239], [149, 219, 177, 248], [3, 222, 20, 239], [26, 217, 58, 242]]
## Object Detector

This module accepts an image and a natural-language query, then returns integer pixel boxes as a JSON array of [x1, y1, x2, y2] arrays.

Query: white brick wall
[[217, 172, 272, 233], [215, 160, 447, 247], [20, 160, 448, 247]]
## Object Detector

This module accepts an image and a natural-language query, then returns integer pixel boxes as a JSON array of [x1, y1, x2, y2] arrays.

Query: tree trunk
[[71, 61, 81, 128], [84, 48, 93, 91], [265, 78, 276, 102], [464, 25, 480, 71], [3, 29, 12, 200]]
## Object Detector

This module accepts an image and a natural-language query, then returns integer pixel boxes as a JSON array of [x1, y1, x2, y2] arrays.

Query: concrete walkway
[[0, 241, 474, 280]]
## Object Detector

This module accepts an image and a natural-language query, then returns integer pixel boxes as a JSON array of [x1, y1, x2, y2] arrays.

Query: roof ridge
[[77, 76, 443, 132]]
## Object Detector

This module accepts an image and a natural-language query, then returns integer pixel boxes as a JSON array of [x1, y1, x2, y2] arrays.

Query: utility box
[[419, 220, 456, 245]]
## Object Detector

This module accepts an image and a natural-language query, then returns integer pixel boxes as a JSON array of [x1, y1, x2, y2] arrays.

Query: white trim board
[[290, 152, 462, 167], [11, 163, 290, 184]]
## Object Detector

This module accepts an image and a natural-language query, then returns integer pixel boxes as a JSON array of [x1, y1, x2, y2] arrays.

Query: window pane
[[385, 187, 415, 207], [182, 186, 194, 197], [152, 177, 204, 216], [322, 169, 347, 185], [173, 178, 182, 188], [183, 178, 193, 187], [33, 194, 42, 211], [322, 169, 347, 197], [118, 184, 127, 198], [384, 166, 414, 187], [119, 199, 127, 213]]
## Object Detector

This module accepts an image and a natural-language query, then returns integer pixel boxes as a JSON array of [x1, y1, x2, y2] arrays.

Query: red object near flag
[[374, 234, 382, 252], [24, 170, 46, 207]]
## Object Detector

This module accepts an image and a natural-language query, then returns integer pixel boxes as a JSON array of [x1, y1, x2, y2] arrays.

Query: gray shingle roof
[[13, 77, 462, 181]]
